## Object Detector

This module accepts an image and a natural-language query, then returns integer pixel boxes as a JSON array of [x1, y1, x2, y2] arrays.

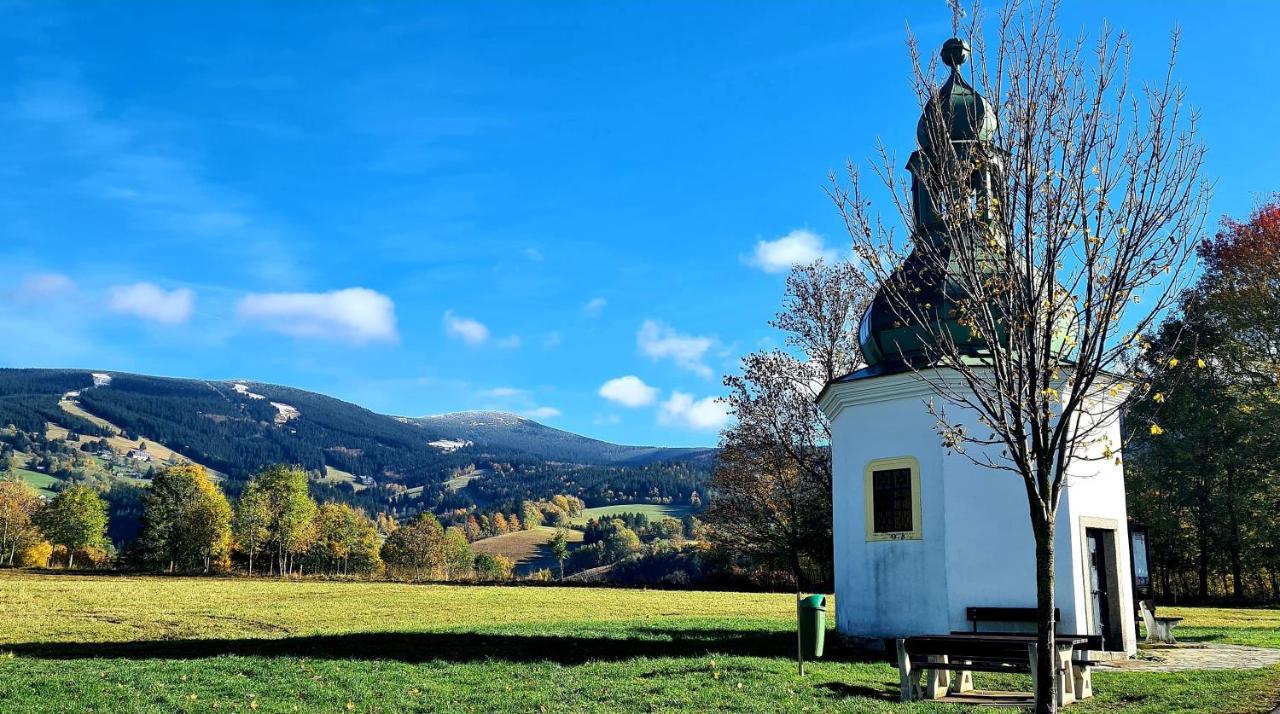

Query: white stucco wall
[[822, 370, 1136, 654]]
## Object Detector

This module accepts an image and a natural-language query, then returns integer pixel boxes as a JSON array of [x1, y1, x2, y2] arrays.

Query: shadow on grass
[[6, 628, 887, 666], [817, 681, 898, 702]]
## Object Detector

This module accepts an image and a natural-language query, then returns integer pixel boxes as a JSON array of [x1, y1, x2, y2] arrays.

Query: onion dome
[[917, 38, 997, 149], [858, 38, 1000, 370]]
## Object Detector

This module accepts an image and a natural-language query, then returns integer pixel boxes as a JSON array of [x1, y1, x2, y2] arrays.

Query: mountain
[[0, 368, 715, 514], [408, 411, 716, 466]]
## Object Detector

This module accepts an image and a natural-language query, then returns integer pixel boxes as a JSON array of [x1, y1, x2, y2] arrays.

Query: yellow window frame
[[864, 456, 923, 541]]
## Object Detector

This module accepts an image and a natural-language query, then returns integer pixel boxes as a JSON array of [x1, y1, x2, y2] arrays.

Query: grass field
[[1162, 606, 1280, 648], [13, 466, 60, 498], [569, 503, 694, 526], [1, 572, 1277, 713], [471, 525, 585, 575]]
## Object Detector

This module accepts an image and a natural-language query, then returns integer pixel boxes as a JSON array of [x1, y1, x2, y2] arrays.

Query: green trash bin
[[798, 594, 826, 659]]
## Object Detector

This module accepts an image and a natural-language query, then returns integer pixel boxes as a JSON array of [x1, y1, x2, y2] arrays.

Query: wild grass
[[0, 572, 1276, 713]]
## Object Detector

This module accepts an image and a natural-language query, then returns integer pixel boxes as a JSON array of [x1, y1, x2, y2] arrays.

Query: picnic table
[[896, 633, 1093, 707]]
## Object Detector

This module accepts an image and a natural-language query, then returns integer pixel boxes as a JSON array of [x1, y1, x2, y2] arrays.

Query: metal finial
[[941, 38, 970, 68]]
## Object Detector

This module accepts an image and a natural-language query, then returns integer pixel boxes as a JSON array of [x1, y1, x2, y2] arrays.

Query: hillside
[[409, 411, 716, 466], [0, 368, 714, 516]]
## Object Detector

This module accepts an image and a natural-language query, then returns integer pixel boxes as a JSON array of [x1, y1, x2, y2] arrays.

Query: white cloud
[[237, 288, 397, 343], [637, 320, 715, 378], [14, 273, 76, 302], [598, 375, 660, 408], [480, 387, 527, 399], [659, 391, 731, 431], [747, 229, 837, 273], [583, 297, 607, 316], [523, 248, 544, 262], [522, 406, 561, 420], [495, 335, 522, 349], [543, 331, 562, 348], [443, 310, 490, 345], [108, 282, 196, 325]]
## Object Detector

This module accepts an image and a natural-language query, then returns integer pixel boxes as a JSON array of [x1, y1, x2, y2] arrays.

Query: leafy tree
[[549, 527, 570, 580], [441, 526, 473, 580], [34, 484, 108, 568], [309, 502, 381, 576], [381, 513, 444, 581], [243, 465, 318, 576], [473, 552, 514, 581], [520, 501, 543, 530], [0, 474, 40, 565], [139, 464, 232, 572], [1129, 198, 1280, 599], [233, 485, 271, 575], [708, 260, 870, 589]]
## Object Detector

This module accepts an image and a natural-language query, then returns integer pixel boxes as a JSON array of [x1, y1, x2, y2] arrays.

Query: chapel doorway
[[1085, 527, 1122, 650]]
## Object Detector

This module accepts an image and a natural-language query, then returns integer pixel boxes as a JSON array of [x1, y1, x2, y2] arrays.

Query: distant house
[[127, 449, 152, 463]]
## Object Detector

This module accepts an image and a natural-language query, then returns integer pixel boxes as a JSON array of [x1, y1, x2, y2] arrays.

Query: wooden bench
[[1138, 600, 1183, 644], [897, 634, 1091, 707], [964, 605, 1101, 697]]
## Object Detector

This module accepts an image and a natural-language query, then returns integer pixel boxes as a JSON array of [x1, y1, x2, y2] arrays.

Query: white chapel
[[817, 38, 1137, 656]]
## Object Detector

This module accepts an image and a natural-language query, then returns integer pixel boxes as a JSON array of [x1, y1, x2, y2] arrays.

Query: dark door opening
[[1086, 528, 1117, 649]]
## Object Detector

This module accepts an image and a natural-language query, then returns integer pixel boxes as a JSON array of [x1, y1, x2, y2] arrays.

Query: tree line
[[1127, 198, 1280, 601], [0, 463, 526, 582]]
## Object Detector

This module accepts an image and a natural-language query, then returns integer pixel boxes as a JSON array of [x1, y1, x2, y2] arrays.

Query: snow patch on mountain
[[428, 438, 472, 453], [232, 382, 267, 400]]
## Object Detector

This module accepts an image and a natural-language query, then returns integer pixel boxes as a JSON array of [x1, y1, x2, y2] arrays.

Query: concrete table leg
[[948, 661, 974, 694], [896, 639, 917, 702], [924, 655, 950, 699], [1056, 646, 1075, 706]]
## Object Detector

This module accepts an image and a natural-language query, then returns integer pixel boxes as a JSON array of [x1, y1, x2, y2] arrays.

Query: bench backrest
[[966, 606, 1061, 631]]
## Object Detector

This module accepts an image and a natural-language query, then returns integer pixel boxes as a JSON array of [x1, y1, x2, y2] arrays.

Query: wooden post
[[795, 590, 805, 677]]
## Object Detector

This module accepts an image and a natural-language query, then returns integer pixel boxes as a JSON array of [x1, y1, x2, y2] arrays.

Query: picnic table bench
[[897, 633, 1093, 707], [1138, 600, 1182, 644]]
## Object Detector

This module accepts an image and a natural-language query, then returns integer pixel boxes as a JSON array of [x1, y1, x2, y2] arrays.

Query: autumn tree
[[233, 485, 271, 575], [441, 526, 473, 580], [381, 513, 445, 581], [1129, 199, 1280, 599], [34, 484, 109, 569], [708, 260, 871, 588], [139, 464, 232, 573], [830, 5, 1207, 709], [244, 464, 318, 576], [0, 474, 40, 566], [549, 527, 570, 580], [308, 502, 382, 576], [473, 552, 514, 581]]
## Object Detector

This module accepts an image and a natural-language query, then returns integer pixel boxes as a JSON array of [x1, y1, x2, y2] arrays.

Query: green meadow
[[569, 503, 693, 526], [1, 572, 1277, 713]]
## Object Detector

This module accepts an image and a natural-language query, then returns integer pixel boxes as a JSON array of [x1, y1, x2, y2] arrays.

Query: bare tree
[[709, 261, 872, 589], [829, 3, 1207, 710]]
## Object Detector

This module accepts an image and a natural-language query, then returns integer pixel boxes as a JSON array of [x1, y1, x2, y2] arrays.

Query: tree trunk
[[248, 551, 254, 576], [1033, 514, 1057, 713], [68, 550, 75, 570]]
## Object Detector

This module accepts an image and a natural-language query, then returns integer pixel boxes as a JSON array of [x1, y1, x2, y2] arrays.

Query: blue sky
[[1, 2, 1277, 447]]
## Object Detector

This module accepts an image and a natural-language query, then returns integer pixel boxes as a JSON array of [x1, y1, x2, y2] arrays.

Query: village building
[[818, 39, 1137, 656]]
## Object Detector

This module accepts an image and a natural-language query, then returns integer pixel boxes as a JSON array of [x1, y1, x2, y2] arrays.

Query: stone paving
[[1097, 643, 1280, 673]]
